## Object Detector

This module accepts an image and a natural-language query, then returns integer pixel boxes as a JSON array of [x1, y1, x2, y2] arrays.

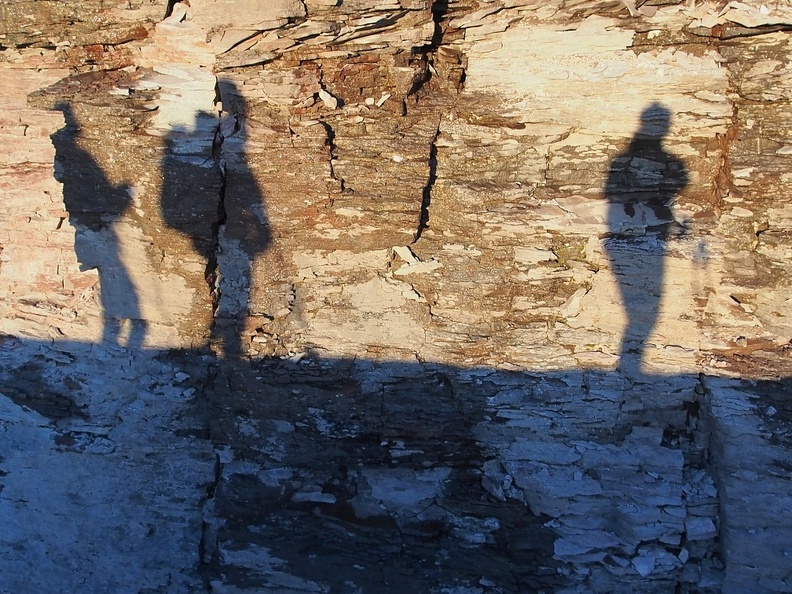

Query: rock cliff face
[[1, 1, 791, 592]]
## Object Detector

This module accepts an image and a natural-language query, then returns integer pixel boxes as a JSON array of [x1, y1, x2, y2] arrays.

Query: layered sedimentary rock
[[1, 1, 791, 593]]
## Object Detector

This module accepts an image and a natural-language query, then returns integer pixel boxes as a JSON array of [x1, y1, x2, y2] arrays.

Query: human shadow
[[160, 81, 270, 358], [604, 102, 689, 377], [52, 102, 146, 349]]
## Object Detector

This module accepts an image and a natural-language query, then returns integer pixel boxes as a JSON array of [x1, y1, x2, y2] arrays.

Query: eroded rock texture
[[1, 1, 792, 593]]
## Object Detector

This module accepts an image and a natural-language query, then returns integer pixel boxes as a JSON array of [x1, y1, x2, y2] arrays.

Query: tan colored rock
[[2, 1, 792, 592]]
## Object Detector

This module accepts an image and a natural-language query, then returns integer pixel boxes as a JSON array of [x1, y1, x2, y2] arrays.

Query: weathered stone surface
[[0, 337, 215, 593], [1, 0, 792, 592]]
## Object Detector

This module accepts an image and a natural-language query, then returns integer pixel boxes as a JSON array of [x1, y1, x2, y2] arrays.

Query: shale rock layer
[[1, 1, 791, 593]]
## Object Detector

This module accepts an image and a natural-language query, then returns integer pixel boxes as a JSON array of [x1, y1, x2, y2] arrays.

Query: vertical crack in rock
[[680, 374, 724, 581], [319, 119, 344, 193], [164, 0, 179, 19], [430, 0, 449, 48], [198, 449, 222, 574], [414, 121, 440, 243], [207, 87, 229, 348], [543, 149, 552, 188], [198, 366, 229, 585], [412, 1, 458, 244], [296, 0, 308, 18]]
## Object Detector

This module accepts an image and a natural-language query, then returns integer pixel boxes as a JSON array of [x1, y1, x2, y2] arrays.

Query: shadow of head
[[637, 102, 672, 140], [217, 78, 248, 120], [53, 101, 76, 126]]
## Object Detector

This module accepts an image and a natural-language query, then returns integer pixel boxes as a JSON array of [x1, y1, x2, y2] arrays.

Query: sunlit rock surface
[[1, 1, 791, 592]]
